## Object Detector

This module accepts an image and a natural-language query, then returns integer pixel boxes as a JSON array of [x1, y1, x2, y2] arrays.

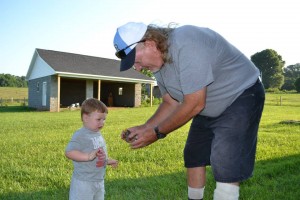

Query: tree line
[[0, 74, 28, 87]]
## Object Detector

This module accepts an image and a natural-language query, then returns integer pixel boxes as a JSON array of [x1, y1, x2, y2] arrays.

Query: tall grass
[[0, 94, 299, 199]]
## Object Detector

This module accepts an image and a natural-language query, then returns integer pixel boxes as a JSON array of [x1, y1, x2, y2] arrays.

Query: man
[[113, 22, 265, 200]]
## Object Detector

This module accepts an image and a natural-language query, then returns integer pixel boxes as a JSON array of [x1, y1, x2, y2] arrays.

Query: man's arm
[[158, 87, 206, 134], [130, 87, 207, 148], [145, 92, 181, 128]]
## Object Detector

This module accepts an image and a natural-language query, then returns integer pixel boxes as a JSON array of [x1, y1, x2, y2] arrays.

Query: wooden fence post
[[280, 96, 282, 106]]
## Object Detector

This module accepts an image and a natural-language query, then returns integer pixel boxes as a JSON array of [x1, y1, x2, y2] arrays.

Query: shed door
[[42, 82, 47, 106]]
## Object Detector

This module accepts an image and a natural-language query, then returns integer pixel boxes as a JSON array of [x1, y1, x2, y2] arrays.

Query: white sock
[[188, 186, 205, 199], [213, 182, 239, 200]]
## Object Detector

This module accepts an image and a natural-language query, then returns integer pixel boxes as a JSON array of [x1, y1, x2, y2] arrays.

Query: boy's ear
[[82, 113, 89, 122]]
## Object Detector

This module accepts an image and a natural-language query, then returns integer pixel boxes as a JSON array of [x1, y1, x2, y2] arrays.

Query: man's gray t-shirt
[[154, 25, 260, 117], [65, 127, 107, 181]]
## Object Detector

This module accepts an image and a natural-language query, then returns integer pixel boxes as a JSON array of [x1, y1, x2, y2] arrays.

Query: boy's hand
[[96, 148, 106, 167], [107, 159, 118, 168], [88, 149, 99, 161]]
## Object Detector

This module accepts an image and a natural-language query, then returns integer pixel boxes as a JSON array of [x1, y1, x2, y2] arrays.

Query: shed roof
[[26, 48, 154, 84]]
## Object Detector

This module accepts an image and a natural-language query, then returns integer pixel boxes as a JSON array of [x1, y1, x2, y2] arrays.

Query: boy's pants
[[69, 176, 105, 200]]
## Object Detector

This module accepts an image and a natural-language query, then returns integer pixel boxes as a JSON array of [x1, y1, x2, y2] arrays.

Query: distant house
[[26, 48, 155, 112]]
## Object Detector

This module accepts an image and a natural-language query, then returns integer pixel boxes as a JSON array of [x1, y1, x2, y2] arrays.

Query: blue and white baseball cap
[[113, 22, 147, 71]]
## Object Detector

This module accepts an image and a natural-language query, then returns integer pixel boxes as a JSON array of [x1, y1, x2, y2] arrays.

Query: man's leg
[[211, 79, 264, 200], [184, 115, 213, 200], [187, 167, 206, 200]]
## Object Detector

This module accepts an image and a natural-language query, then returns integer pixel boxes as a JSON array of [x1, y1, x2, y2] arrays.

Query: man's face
[[134, 41, 164, 73]]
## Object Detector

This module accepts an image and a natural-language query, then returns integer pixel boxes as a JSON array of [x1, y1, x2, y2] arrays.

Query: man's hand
[[122, 129, 142, 143], [121, 125, 158, 149]]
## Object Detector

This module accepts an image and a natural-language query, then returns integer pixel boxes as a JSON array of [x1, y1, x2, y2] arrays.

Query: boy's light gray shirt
[[154, 25, 260, 117], [66, 127, 107, 181]]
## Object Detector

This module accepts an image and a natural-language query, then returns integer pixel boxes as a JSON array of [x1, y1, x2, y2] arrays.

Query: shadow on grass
[[243, 154, 300, 199], [0, 106, 36, 112], [0, 188, 69, 200], [1, 154, 299, 200], [260, 121, 300, 132]]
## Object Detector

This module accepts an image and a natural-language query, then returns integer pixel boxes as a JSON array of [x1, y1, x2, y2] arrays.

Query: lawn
[[0, 94, 299, 200]]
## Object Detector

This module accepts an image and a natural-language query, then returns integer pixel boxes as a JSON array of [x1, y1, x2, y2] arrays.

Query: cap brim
[[120, 48, 136, 71]]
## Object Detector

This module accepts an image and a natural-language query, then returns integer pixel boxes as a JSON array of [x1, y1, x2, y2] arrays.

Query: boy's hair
[[81, 98, 108, 120]]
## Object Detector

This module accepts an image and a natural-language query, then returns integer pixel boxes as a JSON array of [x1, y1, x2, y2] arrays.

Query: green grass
[[0, 94, 299, 200]]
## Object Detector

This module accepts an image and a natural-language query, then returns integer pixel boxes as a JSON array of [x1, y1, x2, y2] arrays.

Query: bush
[[141, 97, 162, 107], [265, 88, 282, 93]]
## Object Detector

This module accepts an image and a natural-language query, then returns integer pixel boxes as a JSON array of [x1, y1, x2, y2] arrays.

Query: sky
[[1, 0, 299, 77]]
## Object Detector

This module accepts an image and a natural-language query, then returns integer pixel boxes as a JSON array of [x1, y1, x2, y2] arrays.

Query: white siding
[[28, 55, 56, 80]]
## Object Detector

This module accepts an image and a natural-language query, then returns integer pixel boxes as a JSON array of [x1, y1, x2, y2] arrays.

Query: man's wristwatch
[[154, 126, 166, 139]]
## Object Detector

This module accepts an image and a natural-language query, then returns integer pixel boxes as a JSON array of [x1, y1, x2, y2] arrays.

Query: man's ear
[[144, 40, 158, 51], [144, 40, 152, 46]]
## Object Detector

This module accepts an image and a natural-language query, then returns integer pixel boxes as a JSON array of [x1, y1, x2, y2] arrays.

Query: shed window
[[36, 82, 40, 92], [118, 87, 123, 95]]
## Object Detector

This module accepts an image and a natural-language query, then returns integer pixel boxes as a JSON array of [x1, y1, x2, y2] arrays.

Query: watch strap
[[154, 126, 166, 139]]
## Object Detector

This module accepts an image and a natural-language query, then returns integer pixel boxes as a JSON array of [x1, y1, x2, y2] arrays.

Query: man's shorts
[[184, 79, 265, 183]]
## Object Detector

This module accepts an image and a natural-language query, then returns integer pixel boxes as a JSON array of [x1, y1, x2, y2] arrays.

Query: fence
[[265, 94, 300, 107], [0, 94, 299, 107], [0, 98, 28, 106]]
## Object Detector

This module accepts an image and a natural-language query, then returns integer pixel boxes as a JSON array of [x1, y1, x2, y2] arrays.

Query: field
[[0, 93, 299, 199], [0, 87, 28, 99], [0, 87, 28, 106]]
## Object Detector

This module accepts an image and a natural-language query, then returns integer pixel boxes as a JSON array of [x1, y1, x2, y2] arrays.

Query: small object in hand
[[97, 147, 104, 153], [123, 129, 138, 142], [124, 129, 131, 142]]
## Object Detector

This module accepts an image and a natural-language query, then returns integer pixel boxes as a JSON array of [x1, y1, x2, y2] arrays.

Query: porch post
[[150, 83, 153, 107], [57, 75, 61, 112], [98, 80, 101, 100]]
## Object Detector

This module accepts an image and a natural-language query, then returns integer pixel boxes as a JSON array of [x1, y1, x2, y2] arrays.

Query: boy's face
[[83, 111, 107, 132]]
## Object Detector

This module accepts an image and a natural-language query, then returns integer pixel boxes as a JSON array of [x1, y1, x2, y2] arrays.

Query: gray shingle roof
[[36, 48, 153, 81]]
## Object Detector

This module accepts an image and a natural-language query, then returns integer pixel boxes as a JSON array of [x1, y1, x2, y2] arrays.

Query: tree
[[251, 49, 285, 89], [141, 69, 154, 78], [295, 78, 300, 93], [268, 73, 284, 89], [140, 69, 155, 99], [281, 63, 300, 90]]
